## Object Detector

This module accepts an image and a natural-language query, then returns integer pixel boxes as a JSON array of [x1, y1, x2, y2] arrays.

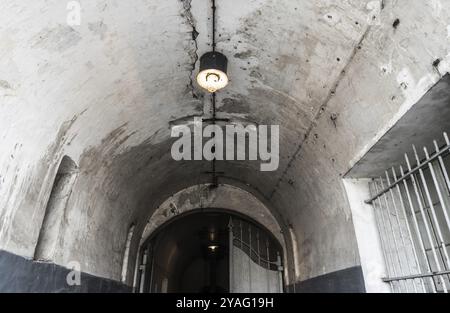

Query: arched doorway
[[135, 210, 284, 293]]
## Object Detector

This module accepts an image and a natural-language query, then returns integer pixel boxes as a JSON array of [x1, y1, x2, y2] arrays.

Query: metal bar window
[[366, 132, 450, 293]]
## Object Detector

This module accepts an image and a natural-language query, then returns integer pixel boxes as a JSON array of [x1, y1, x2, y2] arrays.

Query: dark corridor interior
[[141, 212, 231, 293]]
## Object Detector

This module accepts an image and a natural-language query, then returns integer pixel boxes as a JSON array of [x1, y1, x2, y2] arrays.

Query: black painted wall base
[[287, 266, 366, 293], [1, 249, 365, 293], [0, 250, 131, 293]]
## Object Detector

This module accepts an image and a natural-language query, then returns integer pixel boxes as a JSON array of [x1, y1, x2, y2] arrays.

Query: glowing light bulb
[[197, 69, 228, 93], [196, 52, 229, 93], [208, 245, 219, 252]]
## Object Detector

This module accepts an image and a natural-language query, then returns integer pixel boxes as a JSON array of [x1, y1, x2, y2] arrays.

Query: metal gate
[[366, 132, 450, 293], [228, 217, 284, 293]]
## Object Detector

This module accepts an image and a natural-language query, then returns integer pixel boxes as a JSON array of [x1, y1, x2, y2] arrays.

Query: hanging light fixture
[[196, 0, 229, 93], [196, 51, 229, 93]]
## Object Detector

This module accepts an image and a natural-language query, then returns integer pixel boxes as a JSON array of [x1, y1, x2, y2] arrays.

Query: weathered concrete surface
[[140, 184, 285, 247], [0, 0, 449, 288], [135, 183, 293, 286], [269, 0, 449, 281], [347, 74, 450, 178]]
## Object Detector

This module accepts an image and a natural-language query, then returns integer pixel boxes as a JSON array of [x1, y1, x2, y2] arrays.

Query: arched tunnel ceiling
[[2, 0, 450, 283], [1, 0, 376, 224], [0, 0, 372, 212]]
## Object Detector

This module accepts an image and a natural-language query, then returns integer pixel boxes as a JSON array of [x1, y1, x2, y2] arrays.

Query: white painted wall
[[343, 179, 391, 293]]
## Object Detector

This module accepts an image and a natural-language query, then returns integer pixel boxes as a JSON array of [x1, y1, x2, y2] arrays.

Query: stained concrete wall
[[0, 0, 448, 291], [140, 184, 285, 249], [269, 0, 449, 283], [135, 184, 293, 287]]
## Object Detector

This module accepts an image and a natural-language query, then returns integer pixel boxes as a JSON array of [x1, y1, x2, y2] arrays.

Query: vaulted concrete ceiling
[[1, 0, 370, 205], [1, 0, 449, 282]]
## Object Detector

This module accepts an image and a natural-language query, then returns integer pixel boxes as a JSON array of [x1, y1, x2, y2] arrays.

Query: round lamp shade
[[196, 52, 229, 93]]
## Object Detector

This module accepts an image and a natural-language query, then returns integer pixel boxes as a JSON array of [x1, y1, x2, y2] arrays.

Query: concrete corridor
[[0, 0, 449, 293]]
